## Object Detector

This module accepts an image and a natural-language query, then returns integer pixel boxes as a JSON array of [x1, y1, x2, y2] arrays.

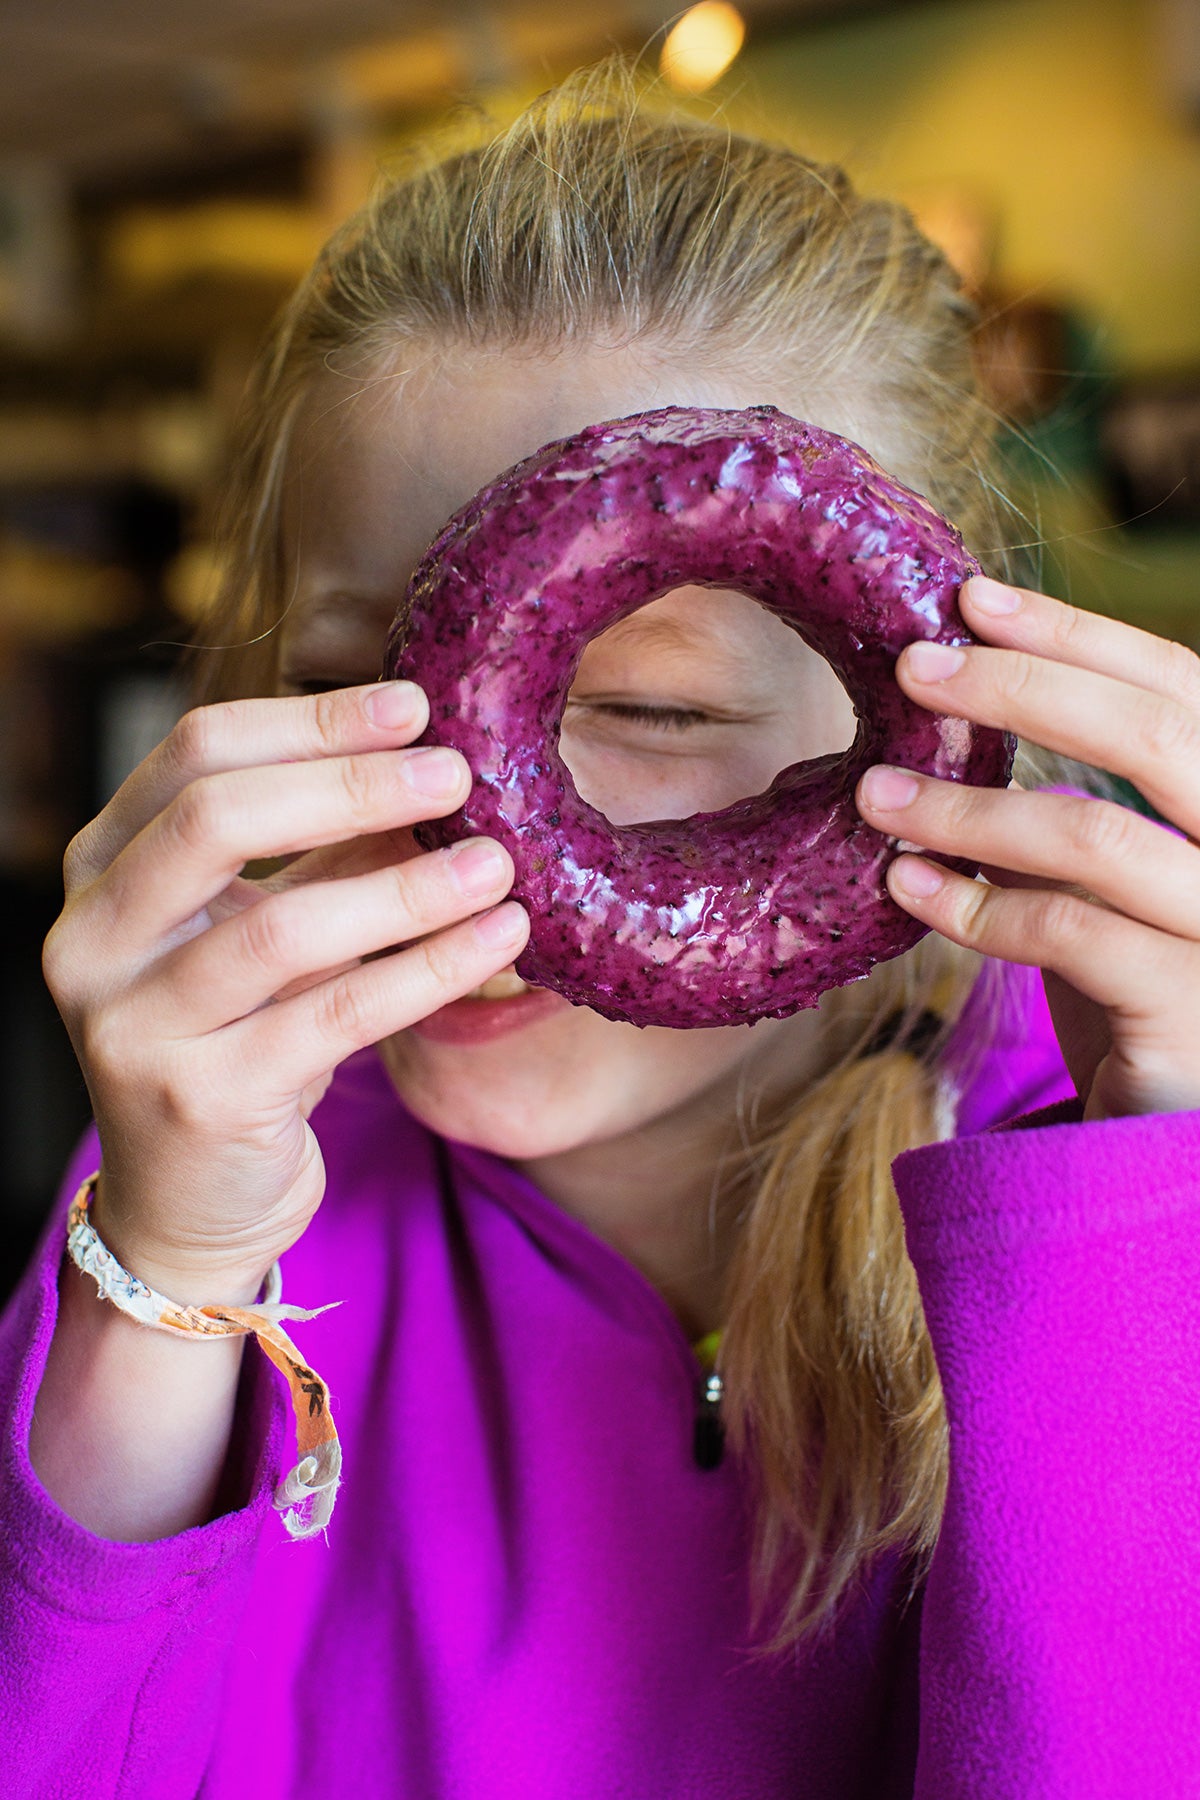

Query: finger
[[233, 901, 532, 1097], [89, 742, 472, 959], [857, 770, 1200, 940], [884, 853, 1186, 1021], [157, 838, 516, 1034], [212, 825, 422, 922], [959, 576, 1200, 712], [894, 638, 1200, 837], [65, 681, 429, 889]]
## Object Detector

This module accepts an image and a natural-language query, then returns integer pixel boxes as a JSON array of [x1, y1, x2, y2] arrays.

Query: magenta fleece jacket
[[1, 962, 1198, 1798]]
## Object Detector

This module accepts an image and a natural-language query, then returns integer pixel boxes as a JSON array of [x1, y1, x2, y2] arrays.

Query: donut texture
[[384, 405, 1014, 1028]]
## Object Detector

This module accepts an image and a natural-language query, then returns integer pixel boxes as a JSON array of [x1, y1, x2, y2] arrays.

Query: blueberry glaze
[[383, 405, 1014, 1028]]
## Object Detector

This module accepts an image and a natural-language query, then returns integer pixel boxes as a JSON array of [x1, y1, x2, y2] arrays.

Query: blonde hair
[[202, 62, 1015, 1644]]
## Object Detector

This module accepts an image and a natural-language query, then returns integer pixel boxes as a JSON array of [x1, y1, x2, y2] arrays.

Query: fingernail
[[967, 576, 1022, 616], [447, 838, 507, 898], [906, 641, 965, 682], [366, 680, 422, 728], [861, 766, 920, 811], [404, 747, 464, 797], [474, 901, 528, 949], [891, 855, 945, 898]]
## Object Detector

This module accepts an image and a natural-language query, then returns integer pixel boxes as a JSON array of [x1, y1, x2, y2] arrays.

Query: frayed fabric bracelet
[[66, 1171, 342, 1539]]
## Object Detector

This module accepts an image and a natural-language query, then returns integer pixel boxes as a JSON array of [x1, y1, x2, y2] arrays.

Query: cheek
[[561, 733, 786, 825], [561, 691, 857, 828], [784, 663, 858, 763]]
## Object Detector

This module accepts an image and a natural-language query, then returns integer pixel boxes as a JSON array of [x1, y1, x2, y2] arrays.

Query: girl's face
[[279, 342, 870, 1176]]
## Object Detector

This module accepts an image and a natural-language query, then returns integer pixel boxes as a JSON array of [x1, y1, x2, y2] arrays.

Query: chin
[[376, 1035, 606, 1160], [401, 1075, 612, 1161], [376, 1004, 790, 1168]]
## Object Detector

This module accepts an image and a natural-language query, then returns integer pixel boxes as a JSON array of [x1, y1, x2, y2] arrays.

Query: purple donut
[[384, 405, 1013, 1028]]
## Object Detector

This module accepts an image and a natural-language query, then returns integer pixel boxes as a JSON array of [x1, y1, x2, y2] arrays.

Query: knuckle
[[338, 753, 389, 830], [309, 687, 347, 752], [1134, 696, 1198, 770], [938, 780, 981, 838], [1044, 596, 1090, 661], [163, 702, 230, 778], [1001, 650, 1042, 710], [152, 1066, 216, 1137], [313, 975, 376, 1048], [1064, 796, 1137, 868], [238, 891, 308, 979], [167, 774, 228, 853], [380, 863, 424, 942], [62, 824, 99, 893], [1159, 638, 1200, 711], [77, 1001, 137, 1084], [41, 915, 80, 1009], [955, 875, 995, 942], [1028, 887, 1092, 958], [417, 921, 474, 990]]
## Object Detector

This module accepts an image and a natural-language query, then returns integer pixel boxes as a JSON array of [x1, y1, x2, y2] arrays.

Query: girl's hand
[[42, 681, 529, 1299], [855, 575, 1200, 1122]]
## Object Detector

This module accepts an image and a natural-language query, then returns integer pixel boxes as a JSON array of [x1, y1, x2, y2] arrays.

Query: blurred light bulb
[[660, 2, 746, 94]]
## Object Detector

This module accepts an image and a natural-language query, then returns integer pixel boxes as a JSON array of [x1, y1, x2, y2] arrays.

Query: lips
[[408, 970, 569, 1045]]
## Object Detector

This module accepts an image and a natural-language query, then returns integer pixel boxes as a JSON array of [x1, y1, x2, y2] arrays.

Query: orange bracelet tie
[[66, 1172, 341, 1538]]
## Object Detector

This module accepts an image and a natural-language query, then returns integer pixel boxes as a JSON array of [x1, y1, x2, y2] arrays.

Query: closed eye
[[587, 702, 713, 730], [284, 684, 717, 734]]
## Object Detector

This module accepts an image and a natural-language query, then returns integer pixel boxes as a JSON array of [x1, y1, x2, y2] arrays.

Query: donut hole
[[558, 586, 857, 827]]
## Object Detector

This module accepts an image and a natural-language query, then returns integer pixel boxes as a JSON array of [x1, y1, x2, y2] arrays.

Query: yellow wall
[[726, 0, 1199, 373]]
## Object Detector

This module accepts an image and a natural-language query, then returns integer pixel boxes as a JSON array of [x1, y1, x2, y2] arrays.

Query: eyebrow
[[605, 609, 694, 648], [601, 603, 755, 659], [280, 590, 402, 654], [599, 604, 787, 676], [287, 590, 401, 628]]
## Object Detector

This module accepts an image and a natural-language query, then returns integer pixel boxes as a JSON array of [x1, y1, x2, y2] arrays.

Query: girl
[[3, 65, 1199, 1798]]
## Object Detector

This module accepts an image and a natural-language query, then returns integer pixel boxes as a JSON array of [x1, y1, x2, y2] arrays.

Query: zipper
[[693, 1366, 725, 1470], [444, 1135, 730, 1472]]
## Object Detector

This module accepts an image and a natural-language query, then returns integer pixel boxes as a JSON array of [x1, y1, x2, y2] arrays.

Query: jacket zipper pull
[[692, 1369, 725, 1470]]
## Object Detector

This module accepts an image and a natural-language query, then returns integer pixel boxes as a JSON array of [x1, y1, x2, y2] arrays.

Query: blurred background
[[0, 0, 1197, 1291]]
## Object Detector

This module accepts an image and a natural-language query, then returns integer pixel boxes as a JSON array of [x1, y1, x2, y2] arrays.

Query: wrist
[[87, 1179, 278, 1309], [62, 1169, 341, 1539]]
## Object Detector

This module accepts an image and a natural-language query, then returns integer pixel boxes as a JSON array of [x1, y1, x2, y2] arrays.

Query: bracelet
[[66, 1172, 342, 1539]]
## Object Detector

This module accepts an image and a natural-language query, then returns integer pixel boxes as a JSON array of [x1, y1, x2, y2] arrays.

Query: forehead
[[277, 340, 893, 660], [284, 344, 755, 589]]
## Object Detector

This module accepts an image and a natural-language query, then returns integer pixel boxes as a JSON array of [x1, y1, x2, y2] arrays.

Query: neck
[[516, 1080, 759, 1341]]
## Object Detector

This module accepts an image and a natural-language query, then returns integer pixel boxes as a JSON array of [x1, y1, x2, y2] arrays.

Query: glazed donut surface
[[384, 405, 1013, 1028]]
